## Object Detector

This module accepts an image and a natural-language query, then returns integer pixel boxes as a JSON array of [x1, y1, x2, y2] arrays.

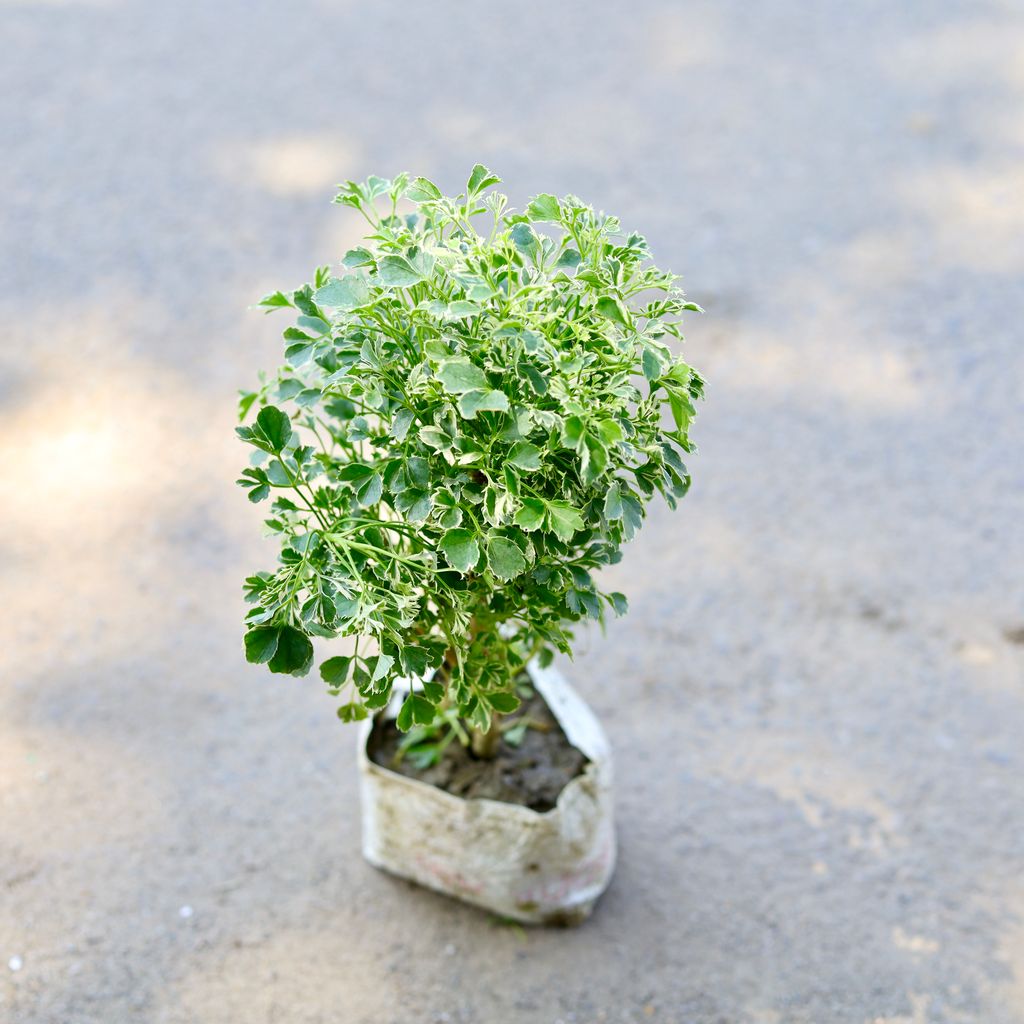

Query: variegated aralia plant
[[238, 166, 703, 757]]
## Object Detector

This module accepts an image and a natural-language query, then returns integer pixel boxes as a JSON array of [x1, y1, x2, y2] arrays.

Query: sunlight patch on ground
[[705, 734, 904, 853], [0, 314, 244, 672], [955, 643, 1024, 698], [218, 134, 360, 198], [867, 993, 931, 1024], [899, 164, 1024, 273], [722, 328, 923, 413], [835, 230, 916, 289], [644, 7, 721, 73], [888, 17, 1024, 93], [0, 336, 210, 534], [892, 927, 939, 955]]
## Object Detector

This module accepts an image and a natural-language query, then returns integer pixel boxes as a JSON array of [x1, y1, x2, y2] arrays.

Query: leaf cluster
[[237, 167, 704, 734]]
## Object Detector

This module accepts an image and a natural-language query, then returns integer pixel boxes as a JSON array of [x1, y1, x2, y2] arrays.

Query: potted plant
[[237, 167, 704, 923]]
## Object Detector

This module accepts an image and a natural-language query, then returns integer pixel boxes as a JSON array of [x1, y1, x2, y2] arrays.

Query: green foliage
[[238, 167, 704, 736]]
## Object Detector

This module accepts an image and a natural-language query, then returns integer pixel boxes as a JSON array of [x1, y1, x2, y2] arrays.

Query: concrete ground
[[2, 1, 1023, 1021]]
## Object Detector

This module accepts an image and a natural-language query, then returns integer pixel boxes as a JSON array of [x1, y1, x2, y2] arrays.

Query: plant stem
[[470, 714, 502, 759]]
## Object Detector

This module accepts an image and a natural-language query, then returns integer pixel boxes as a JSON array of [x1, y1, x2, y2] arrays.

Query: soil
[[367, 684, 588, 812]]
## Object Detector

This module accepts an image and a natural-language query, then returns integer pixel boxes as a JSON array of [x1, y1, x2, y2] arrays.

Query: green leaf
[[437, 358, 488, 394], [408, 250, 435, 279], [518, 361, 548, 395], [445, 300, 482, 319], [337, 702, 368, 722], [526, 193, 561, 221], [567, 588, 602, 619], [238, 391, 258, 421], [561, 415, 585, 451], [265, 460, 295, 488], [418, 427, 451, 451], [314, 277, 369, 309], [546, 501, 585, 542], [396, 694, 415, 732], [596, 295, 630, 326], [244, 627, 279, 664], [407, 456, 430, 487], [604, 482, 624, 520], [320, 656, 352, 685], [440, 528, 480, 573], [420, 679, 444, 703], [342, 246, 375, 268], [256, 406, 292, 452], [378, 255, 423, 287], [410, 694, 436, 724], [396, 693, 436, 731], [403, 646, 433, 678], [337, 463, 375, 482], [390, 408, 414, 441], [355, 472, 383, 506], [486, 535, 527, 581], [407, 176, 442, 201], [507, 442, 542, 471], [621, 493, 644, 536], [485, 691, 521, 713], [364, 690, 390, 711], [296, 315, 329, 335], [238, 467, 271, 503], [423, 339, 450, 359], [642, 347, 662, 382], [458, 389, 509, 419], [668, 391, 697, 432], [404, 490, 433, 522], [371, 653, 395, 682], [582, 434, 608, 485], [511, 222, 538, 254], [467, 163, 500, 196], [257, 290, 293, 310], [663, 361, 694, 389], [513, 498, 546, 531], [267, 626, 313, 676], [439, 507, 463, 529], [555, 248, 581, 270], [347, 416, 371, 441], [284, 341, 315, 366]]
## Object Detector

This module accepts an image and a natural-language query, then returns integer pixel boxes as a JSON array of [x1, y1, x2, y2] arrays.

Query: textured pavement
[[2, 2, 1024, 1022]]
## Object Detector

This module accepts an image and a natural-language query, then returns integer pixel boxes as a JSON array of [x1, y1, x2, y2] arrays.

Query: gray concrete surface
[[2, 1, 1023, 1021]]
